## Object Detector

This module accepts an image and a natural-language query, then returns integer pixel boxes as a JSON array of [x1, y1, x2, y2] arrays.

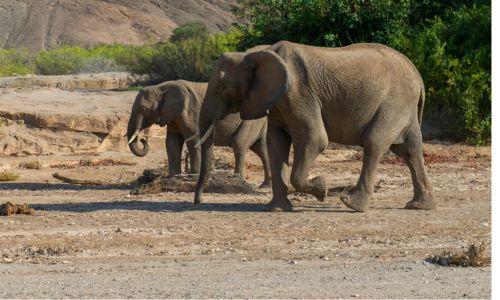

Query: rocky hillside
[[0, 0, 236, 51]]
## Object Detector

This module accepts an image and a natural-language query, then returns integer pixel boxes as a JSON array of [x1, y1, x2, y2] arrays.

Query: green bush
[[146, 33, 240, 82], [390, 3, 491, 144], [0, 48, 35, 76], [235, 0, 411, 49], [170, 22, 209, 42], [35, 46, 88, 75]]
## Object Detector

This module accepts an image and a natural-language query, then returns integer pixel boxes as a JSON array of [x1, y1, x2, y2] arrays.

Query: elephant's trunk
[[127, 114, 149, 157], [195, 122, 215, 148]]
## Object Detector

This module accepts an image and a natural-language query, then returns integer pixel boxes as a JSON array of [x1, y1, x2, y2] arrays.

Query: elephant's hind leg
[[186, 141, 201, 174], [390, 121, 435, 210], [340, 147, 383, 211], [166, 131, 185, 177], [340, 119, 394, 212], [250, 137, 272, 188], [232, 144, 248, 181]]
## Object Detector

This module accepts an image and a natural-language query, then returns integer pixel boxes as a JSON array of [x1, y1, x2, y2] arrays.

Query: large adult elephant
[[126, 80, 271, 186], [195, 41, 435, 212]]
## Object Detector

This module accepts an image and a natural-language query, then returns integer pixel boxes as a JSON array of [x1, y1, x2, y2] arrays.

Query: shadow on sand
[[32, 200, 269, 213], [0, 182, 131, 191], [2, 183, 355, 213]]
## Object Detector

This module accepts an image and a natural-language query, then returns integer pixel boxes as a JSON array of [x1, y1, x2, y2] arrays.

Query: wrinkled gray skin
[[196, 41, 435, 212], [127, 80, 271, 186]]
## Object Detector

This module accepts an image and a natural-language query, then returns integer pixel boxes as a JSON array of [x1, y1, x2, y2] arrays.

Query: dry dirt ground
[[0, 142, 491, 298]]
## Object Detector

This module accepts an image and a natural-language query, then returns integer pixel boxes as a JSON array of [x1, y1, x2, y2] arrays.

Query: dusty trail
[[0, 143, 491, 298]]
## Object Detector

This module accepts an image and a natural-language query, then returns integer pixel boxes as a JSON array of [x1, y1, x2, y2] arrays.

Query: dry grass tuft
[[78, 158, 136, 167], [427, 242, 491, 267], [0, 202, 35, 216], [19, 160, 42, 170], [213, 157, 232, 170], [0, 171, 20, 182], [50, 158, 136, 169]]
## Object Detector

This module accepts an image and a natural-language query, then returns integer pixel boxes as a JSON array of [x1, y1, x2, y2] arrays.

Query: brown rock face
[[0, 0, 236, 51]]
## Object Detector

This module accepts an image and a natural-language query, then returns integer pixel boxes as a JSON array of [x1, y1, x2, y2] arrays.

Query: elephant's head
[[127, 84, 188, 157], [197, 49, 290, 146], [194, 48, 289, 204]]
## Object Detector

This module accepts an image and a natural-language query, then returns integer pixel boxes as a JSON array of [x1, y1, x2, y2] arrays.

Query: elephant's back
[[176, 80, 208, 100], [271, 41, 424, 145], [272, 41, 423, 87]]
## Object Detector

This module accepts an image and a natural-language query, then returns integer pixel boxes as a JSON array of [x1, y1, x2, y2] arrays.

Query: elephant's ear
[[158, 86, 187, 126], [240, 50, 290, 120]]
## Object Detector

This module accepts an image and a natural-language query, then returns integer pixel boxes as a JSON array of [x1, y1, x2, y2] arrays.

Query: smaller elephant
[[126, 80, 271, 187]]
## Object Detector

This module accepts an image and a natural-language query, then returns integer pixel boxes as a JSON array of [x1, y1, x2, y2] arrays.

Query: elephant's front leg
[[290, 141, 328, 202], [166, 131, 184, 177], [266, 123, 292, 212]]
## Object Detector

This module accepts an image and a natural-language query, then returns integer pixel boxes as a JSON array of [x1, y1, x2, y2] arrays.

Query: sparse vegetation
[[0, 202, 35, 216], [19, 161, 42, 170], [78, 158, 136, 167], [427, 242, 491, 267], [0, 23, 240, 82], [170, 22, 209, 42], [0, 171, 20, 182]]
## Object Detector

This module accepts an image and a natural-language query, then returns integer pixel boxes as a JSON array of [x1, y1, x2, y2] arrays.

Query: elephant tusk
[[195, 123, 215, 148], [185, 131, 199, 142], [128, 130, 140, 144]]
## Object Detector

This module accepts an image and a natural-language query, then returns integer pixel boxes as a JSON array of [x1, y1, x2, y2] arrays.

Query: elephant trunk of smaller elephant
[[127, 114, 149, 157]]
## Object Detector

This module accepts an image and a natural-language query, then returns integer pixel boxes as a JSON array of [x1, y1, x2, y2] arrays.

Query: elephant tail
[[417, 85, 425, 127]]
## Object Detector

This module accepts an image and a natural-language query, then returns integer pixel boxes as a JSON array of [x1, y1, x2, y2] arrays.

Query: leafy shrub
[[170, 22, 209, 42], [146, 33, 239, 82], [34, 46, 88, 75], [235, 0, 411, 49], [78, 56, 125, 73], [390, 3, 491, 144], [0, 48, 35, 76]]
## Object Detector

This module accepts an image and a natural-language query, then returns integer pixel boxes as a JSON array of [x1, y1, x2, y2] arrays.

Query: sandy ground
[[0, 143, 491, 298]]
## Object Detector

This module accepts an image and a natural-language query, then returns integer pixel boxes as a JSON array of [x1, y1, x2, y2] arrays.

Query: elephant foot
[[310, 176, 327, 202], [405, 194, 436, 210], [194, 191, 202, 205], [340, 187, 370, 212], [265, 198, 293, 212]]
